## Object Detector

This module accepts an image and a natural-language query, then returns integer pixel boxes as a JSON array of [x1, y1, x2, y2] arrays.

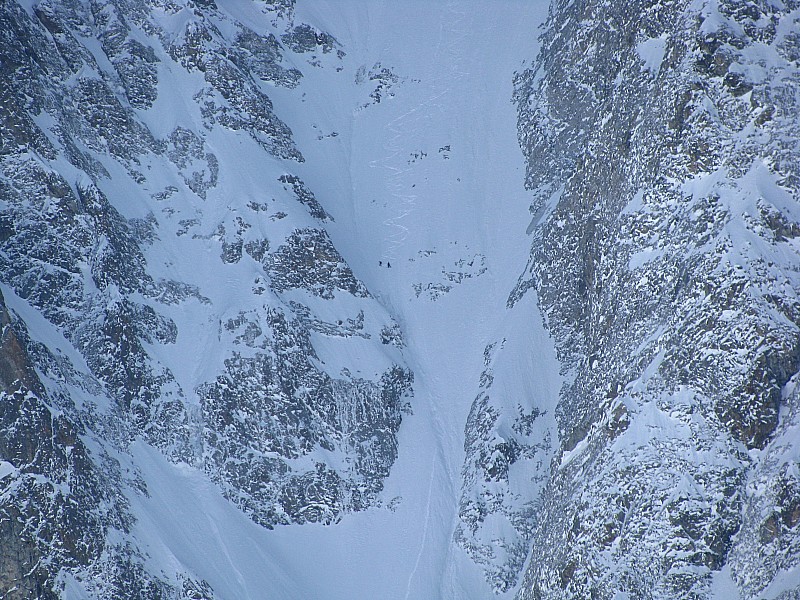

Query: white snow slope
[[99, 1, 559, 599]]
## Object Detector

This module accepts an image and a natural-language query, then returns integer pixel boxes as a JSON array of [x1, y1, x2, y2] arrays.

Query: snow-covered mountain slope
[[0, 0, 556, 598], [2, 0, 799, 598]]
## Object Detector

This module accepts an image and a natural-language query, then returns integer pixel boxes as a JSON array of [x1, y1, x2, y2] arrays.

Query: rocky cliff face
[[0, 1, 410, 597], [512, 0, 800, 597]]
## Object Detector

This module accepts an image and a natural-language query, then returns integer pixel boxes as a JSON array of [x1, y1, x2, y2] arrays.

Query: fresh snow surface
[[114, 1, 557, 599], [0, 461, 16, 480], [635, 34, 668, 76]]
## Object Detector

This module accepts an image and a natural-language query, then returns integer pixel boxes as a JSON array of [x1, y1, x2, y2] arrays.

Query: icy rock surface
[[513, 0, 800, 597]]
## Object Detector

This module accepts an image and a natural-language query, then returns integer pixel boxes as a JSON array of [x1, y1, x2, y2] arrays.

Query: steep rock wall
[[514, 0, 800, 597]]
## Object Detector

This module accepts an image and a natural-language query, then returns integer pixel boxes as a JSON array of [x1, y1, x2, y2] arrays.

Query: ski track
[[376, 0, 471, 263], [404, 452, 437, 600]]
